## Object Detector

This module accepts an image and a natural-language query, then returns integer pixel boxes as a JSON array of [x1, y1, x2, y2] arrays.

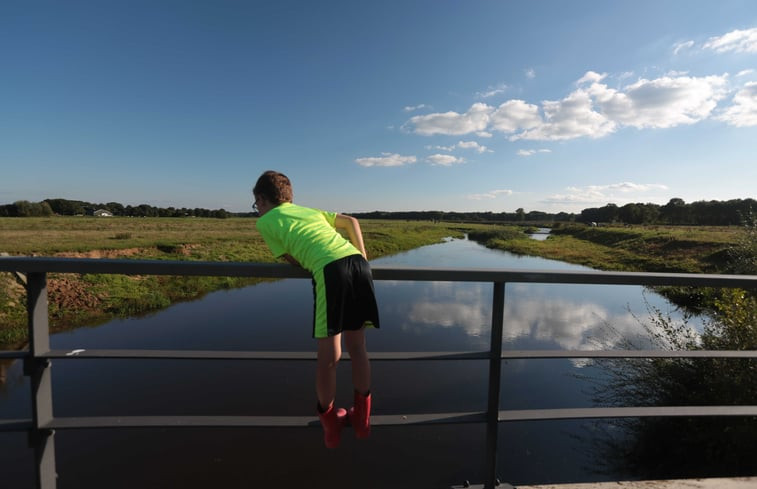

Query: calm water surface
[[0, 237, 698, 488]]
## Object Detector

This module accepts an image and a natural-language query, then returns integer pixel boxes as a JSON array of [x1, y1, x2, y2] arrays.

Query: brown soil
[[40, 249, 145, 315], [54, 247, 145, 259], [44, 244, 198, 317], [47, 276, 102, 312]]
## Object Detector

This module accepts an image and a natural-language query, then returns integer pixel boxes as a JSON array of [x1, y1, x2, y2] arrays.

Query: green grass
[[0, 216, 480, 348], [549, 224, 739, 272], [470, 223, 742, 273]]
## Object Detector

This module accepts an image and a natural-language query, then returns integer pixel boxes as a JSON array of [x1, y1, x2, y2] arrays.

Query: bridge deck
[[518, 477, 757, 489]]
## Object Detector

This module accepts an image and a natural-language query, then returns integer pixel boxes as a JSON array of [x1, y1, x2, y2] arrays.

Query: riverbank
[[468, 224, 742, 273], [0, 217, 492, 348]]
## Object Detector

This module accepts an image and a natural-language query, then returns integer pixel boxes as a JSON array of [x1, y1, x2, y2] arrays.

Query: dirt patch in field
[[47, 276, 102, 312], [1, 273, 25, 303], [54, 248, 145, 259], [54, 244, 201, 258], [1, 272, 103, 339]]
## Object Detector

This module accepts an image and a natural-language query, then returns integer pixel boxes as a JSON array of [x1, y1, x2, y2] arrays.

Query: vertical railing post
[[25, 272, 57, 489], [484, 281, 506, 488]]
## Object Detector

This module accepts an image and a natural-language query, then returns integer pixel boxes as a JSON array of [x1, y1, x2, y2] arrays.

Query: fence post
[[25, 272, 57, 489], [484, 281, 506, 488]]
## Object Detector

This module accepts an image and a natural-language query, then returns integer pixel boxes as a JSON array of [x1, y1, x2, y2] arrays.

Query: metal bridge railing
[[1, 256, 757, 489]]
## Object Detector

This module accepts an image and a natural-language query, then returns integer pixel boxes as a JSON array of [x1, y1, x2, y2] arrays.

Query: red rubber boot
[[348, 391, 372, 439], [317, 403, 347, 448]]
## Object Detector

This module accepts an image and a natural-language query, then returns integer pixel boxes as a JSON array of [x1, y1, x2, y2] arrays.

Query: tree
[[661, 198, 689, 225], [45, 198, 86, 215], [580, 203, 619, 224], [105, 202, 125, 216], [13, 200, 31, 216]]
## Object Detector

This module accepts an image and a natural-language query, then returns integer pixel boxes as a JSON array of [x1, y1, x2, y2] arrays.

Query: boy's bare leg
[[316, 334, 342, 409], [344, 329, 370, 394]]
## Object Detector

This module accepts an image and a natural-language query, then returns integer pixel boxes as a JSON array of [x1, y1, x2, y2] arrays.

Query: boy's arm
[[334, 214, 367, 258]]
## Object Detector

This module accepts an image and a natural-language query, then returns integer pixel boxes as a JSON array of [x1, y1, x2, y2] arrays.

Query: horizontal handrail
[[499, 405, 757, 421], [41, 412, 488, 430], [0, 419, 33, 432], [9, 403, 757, 433], [0, 350, 28, 359], [40, 349, 491, 361], [2, 256, 756, 288], [33, 348, 757, 361]]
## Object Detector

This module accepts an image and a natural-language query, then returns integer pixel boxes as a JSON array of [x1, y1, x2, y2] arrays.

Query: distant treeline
[[1, 197, 754, 226], [354, 198, 756, 226], [0, 199, 236, 218], [352, 209, 574, 223], [578, 198, 756, 226]]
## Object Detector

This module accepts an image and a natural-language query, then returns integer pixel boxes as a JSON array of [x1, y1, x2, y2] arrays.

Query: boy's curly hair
[[253, 171, 293, 204]]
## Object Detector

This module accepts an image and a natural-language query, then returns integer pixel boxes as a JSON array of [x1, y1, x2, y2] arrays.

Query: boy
[[252, 170, 380, 448]]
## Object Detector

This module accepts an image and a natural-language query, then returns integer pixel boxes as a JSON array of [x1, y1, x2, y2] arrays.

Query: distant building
[[93, 209, 113, 217]]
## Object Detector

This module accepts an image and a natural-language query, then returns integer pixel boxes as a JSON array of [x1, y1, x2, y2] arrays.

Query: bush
[[590, 290, 757, 479], [727, 210, 757, 274]]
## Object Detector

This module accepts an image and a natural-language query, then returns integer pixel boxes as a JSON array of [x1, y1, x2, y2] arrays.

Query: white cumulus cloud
[[456, 140, 491, 153], [476, 83, 508, 98], [586, 73, 729, 129], [489, 99, 542, 133], [355, 153, 417, 167], [673, 40, 695, 55], [593, 182, 669, 193], [703, 27, 757, 54], [517, 149, 552, 157], [718, 81, 757, 127], [513, 88, 616, 141], [577, 71, 607, 85], [427, 141, 491, 154], [426, 144, 456, 152], [404, 64, 741, 141], [426, 154, 465, 166], [466, 189, 513, 200], [544, 182, 669, 205], [406, 102, 491, 136], [404, 104, 430, 112]]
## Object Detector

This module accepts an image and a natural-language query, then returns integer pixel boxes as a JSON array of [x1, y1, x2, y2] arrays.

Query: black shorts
[[311, 254, 380, 338]]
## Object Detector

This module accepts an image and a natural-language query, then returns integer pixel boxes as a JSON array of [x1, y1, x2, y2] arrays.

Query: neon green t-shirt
[[255, 202, 360, 273]]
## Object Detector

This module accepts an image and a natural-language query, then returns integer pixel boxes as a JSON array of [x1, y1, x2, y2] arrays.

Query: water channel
[[0, 235, 701, 488]]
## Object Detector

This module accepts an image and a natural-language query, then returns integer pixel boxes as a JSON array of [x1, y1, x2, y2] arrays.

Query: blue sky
[[2, 1, 756, 214]]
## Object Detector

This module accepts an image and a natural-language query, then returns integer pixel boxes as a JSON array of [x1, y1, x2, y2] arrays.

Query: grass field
[[1, 217, 748, 348], [0, 216, 490, 347], [0, 216, 484, 259]]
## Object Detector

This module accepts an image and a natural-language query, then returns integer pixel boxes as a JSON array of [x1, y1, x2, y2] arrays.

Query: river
[[0, 236, 700, 488]]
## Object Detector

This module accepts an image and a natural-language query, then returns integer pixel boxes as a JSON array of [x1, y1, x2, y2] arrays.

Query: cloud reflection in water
[[390, 281, 666, 362]]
